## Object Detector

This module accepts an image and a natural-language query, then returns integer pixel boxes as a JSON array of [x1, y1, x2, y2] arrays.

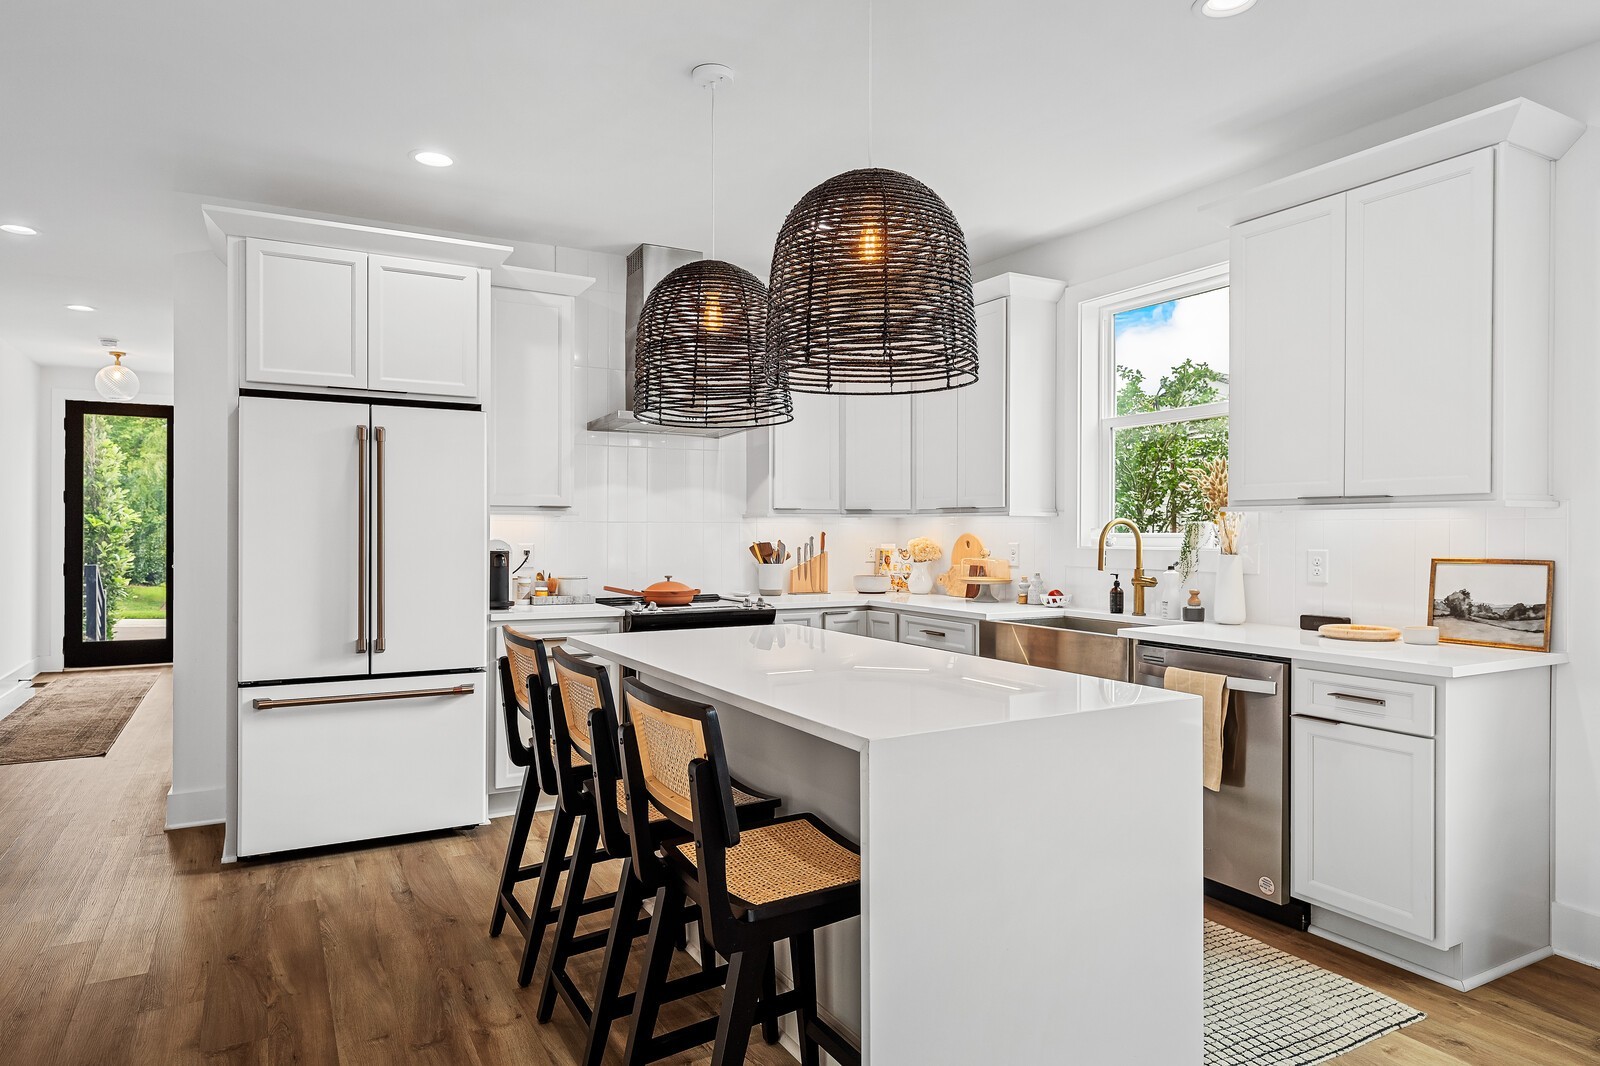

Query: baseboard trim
[[165, 785, 226, 830], [1554, 901, 1600, 968], [0, 657, 43, 723]]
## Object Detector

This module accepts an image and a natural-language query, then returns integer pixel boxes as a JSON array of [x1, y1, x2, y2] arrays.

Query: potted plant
[[1195, 457, 1245, 625]]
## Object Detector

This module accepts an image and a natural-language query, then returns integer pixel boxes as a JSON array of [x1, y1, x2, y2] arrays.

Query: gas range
[[595, 593, 778, 632]]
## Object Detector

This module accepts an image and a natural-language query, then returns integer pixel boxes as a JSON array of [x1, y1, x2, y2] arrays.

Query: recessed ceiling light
[[410, 149, 454, 168], [1, 223, 38, 236], [65, 304, 96, 312], [1192, 0, 1258, 17]]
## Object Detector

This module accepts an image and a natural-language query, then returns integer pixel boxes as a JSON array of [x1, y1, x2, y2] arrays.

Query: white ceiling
[[4, 0, 1599, 373]]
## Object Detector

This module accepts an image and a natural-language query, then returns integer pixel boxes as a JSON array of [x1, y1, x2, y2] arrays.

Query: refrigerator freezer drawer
[[237, 673, 485, 857]]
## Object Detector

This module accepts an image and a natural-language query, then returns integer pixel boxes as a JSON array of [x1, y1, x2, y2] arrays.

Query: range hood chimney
[[587, 243, 754, 438]]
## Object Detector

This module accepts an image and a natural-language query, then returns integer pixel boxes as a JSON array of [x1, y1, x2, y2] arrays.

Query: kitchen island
[[568, 624, 1203, 1065]]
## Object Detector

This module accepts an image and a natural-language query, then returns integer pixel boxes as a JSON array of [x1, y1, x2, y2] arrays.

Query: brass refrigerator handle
[[356, 425, 368, 653], [375, 426, 387, 653], [252, 684, 474, 710]]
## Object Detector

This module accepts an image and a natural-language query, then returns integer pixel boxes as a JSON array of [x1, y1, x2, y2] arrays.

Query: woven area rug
[[0, 671, 160, 764], [1205, 920, 1424, 1065]]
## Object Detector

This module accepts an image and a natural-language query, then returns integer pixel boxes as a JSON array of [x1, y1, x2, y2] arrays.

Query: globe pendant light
[[766, 3, 977, 395], [95, 350, 140, 401], [633, 64, 792, 430]]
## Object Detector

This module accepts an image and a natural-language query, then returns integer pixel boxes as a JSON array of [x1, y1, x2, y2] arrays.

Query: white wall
[[0, 341, 41, 715], [975, 41, 1600, 965]]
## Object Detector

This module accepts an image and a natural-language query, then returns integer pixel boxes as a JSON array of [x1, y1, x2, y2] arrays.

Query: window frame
[[1077, 261, 1230, 549]]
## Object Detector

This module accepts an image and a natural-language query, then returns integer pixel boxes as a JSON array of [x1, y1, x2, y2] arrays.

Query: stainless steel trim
[[374, 425, 387, 653], [1328, 691, 1387, 706], [252, 683, 474, 710], [356, 424, 368, 654], [1142, 663, 1278, 695]]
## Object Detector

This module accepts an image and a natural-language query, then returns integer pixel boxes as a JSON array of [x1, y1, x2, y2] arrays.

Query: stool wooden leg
[[711, 943, 771, 1066], [791, 932, 821, 1066], [623, 882, 681, 1066], [538, 812, 599, 1022], [580, 858, 643, 1066], [761, 950, 780, 1045], [490, 775, 540, 937], [518, 803, 574, 987]]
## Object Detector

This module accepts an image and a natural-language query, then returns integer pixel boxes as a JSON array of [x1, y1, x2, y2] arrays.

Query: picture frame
[[1427, 558, 1554, 652]]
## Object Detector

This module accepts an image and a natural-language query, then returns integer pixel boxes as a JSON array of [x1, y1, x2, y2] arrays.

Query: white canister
[[756, 562, 788, 596]]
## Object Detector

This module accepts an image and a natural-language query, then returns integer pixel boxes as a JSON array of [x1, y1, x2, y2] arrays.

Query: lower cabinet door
[[238, 674, 485, 857], [776, 610, 824, 628], [1291, 717, 1435, 939], [867, 610, 899, 642], [821, 609, 869, 635]]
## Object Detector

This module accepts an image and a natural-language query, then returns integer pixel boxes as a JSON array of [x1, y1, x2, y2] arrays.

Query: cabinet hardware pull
[[375, 426, 387, 653], [920, 629, 948, 637], [253, 683, 474, 710], [356, 425, 368, 654], [1328, 691, 1387, 706], [1141, 665, 1277, 695]]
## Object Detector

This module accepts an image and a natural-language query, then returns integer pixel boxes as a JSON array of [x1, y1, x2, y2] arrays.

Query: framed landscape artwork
[[1427, 558, 1555, 652]]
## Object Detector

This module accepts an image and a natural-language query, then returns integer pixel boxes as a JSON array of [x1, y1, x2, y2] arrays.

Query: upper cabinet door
[[244, 239, 368, 390], [368, 255, 485, 398], [842, 395, 912, 511], [1345, 149, 1494, 498], [912, 388, 960, 510], [771, 392, 841, 511], [369, 404, 487, 674], [957, 299, 1009, 509], [1229, 195, 1347, 503], [489, 287, 574, 508]]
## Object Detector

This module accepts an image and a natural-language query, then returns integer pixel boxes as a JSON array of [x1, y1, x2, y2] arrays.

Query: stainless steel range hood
[[586, 243, 753, 439]]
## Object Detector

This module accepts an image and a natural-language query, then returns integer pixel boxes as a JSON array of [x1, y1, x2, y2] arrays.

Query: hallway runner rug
[[0, 671, 160, 764], [1204, 919, 1425, 1065]]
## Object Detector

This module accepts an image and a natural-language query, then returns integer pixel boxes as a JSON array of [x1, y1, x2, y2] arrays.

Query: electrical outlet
[[517, 544, 535, 573], [864, 546, 877, 565], [1307, 548, 1329, 585], [1007, 542, 1021, 567]]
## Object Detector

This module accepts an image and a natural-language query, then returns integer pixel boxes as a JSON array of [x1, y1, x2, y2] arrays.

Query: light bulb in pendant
[[857, 222, 885, 263], [702, 293, 725, 332], [94, 351, 140, 401]]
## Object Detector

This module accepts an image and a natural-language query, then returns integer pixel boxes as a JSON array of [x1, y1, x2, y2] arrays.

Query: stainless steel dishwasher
[[1133, 641, 1308, 929]]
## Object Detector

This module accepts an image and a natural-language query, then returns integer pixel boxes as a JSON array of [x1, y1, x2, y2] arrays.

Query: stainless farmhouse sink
[[979, 614, 1160, 681]]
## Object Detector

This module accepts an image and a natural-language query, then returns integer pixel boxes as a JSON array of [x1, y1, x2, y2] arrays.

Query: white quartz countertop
[[567, 624, 1194, 752], [1124, 621, 1567, 678], [488, 593, 1166, 627], [489, 603, 624, 623]]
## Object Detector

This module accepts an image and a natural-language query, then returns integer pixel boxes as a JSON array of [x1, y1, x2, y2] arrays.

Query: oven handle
[[1139, 665, 1277, 696]]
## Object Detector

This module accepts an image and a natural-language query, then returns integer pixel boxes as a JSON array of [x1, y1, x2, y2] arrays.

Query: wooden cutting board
[[1318, 623, 1402, 642], [937, 532, 988, 598]]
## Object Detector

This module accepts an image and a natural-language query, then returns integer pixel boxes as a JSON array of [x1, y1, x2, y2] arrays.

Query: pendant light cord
[[866, 0, 874, 167], [709, 80, 718, 259]]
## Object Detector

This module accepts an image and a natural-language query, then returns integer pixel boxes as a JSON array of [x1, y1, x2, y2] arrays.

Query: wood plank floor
[[2, 668, 1597, 1065]]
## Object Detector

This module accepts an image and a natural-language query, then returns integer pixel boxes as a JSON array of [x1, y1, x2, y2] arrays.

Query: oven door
[[624, 609, 776, 632], [1133, 643, 1291, 907]]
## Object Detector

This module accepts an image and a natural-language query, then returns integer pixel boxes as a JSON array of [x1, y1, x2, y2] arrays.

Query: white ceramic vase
[[1214, 553, 1246, 625], [908, 561, 937, 595]]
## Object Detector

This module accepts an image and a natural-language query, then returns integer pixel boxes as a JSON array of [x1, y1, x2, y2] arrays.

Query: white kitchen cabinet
[[368, 255, 486, 397], [237, 673, 484, 856], [821, 608, 870, 636], [897, 612, 978, 656], [488, 285, 576, 508], [955, 299, 1008, 509], [488, 618, 621, 791], [867, 609, 899, 642], [1344, 150, 1494, 498], [1228, 195, 1346, 502], [842, 396, 912, 512], [770, 393, 841, 511], [240, 238, 487, 400], [910, 387, 960, 509], [1227, 104, 1577, 507], [370, 404, 487, 675], [244, 238, 368, 390], [1292, 717, 1436, 939]]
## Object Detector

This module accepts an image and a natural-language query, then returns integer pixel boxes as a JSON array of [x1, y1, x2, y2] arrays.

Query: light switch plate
[[1307, 548, 1329, 585]]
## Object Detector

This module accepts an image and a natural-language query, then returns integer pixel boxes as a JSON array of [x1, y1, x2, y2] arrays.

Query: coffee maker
[[489, 546, 513, 609]]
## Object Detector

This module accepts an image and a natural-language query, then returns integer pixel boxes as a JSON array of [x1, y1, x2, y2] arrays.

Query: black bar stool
[[619, 677, 863, 1066], [487, 627, 613, 988], [539, 648, 782, 1066]]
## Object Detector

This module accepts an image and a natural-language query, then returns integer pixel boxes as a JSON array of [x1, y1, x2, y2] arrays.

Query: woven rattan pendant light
[[766, 3, 977, 395], [633, 65, 792, 430]]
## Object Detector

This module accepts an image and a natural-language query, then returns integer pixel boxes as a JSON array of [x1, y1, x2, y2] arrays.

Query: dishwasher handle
[[1139, 664, 1277, 696]]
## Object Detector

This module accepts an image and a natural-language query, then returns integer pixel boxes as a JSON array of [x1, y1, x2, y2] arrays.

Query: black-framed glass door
[[64, 400, 173, 668]]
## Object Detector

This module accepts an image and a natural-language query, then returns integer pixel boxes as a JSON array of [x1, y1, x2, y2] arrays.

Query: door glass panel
[[81, 412, 168, 645]]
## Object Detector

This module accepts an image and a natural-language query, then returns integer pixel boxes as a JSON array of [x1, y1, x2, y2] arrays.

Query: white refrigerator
[[237, 393, 487, 856]]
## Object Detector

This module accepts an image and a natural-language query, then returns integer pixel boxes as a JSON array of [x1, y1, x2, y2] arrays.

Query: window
[[1080, 264, 1229, 540]]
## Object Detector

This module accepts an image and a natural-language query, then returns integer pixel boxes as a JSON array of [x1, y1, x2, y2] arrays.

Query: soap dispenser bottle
[[1109, 574, 1124, 614]]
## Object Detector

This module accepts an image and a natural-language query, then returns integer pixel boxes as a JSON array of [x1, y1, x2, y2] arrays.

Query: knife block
[[789, 551, 829, 594]]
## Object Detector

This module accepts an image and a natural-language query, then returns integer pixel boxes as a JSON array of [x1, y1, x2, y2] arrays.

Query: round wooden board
[[1318, 623, 1402, 642]]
